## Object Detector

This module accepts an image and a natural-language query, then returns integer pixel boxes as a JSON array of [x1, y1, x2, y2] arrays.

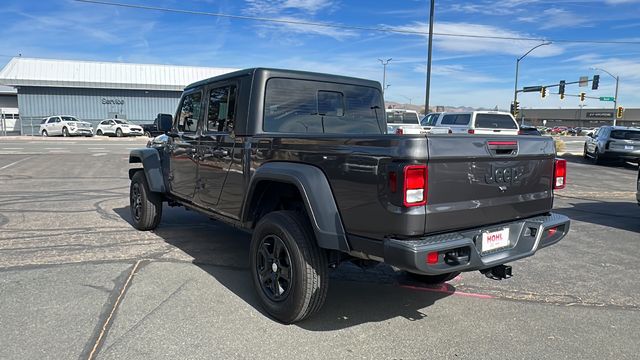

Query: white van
[[433, 111, 519, 135]]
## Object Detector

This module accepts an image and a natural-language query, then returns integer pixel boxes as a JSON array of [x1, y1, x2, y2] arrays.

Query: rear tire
[[129, 171, 162, 230], [406, 271, 460, 285], [250, 211, 328, 324]]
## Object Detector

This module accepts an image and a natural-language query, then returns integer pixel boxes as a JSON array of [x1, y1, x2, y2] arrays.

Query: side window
[[206, 85, 237, 132], [46, 118, 54, 124], [441, 114, 456, 125], [177, 91, 203, 132], [455, 114, 471, 125]]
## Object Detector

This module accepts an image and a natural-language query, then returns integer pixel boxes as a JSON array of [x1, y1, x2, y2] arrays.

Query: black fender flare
[[242, 162, 349, 252], [129, 148, 166, 193]]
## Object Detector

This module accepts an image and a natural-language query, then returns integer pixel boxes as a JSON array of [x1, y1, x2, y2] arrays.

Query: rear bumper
[[601, 149, 640, 161], [383, 213, 570, 275]]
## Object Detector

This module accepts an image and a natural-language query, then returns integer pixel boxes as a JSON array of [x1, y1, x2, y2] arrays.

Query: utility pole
[[378, 58, 392, 95], [424, 0, 435, 114]]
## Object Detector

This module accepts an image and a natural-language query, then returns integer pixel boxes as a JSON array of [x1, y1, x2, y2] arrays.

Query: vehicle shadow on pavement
[[561, 153, 639, 170], [555, 201, 640, 233], [114, 205, 454, 329]]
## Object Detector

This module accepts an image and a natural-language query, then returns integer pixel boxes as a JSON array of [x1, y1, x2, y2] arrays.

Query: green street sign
[[599, 97, 615, 101]]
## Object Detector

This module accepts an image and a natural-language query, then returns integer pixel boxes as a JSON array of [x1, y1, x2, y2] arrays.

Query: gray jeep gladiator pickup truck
[[128, 68, 570, 323]]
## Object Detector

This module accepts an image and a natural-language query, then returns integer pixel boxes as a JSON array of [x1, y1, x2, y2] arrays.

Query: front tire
[[42, 130, 48, 137], [116, 128, 123, 137], [592, 148, 602, 165], [96, 129, 103, 136], [250, 211, 328, 324], [129, 171, 162, 230], [62, 127, 69, 137], [144, 131, 152, 137]]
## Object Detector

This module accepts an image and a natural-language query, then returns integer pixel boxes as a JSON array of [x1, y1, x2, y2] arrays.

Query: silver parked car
[[584, 126, 640, 165], [95, 119, 143, 137], [39, 115, 93, 137]]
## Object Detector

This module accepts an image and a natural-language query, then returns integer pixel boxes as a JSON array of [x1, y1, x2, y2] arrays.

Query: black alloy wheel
[[250, 211, 329, 324], [256, 235, 293, 302]]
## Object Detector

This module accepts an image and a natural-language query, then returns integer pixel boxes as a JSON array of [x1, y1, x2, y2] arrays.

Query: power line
[[75, 0, 640, 45]]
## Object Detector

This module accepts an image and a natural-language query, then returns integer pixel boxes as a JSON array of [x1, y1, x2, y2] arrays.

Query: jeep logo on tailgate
[[485, 165, 524, 185]]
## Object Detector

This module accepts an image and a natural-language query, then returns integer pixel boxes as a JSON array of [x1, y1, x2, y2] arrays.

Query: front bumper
[[384, 213, 570, 275], [123, 128, 143, 136], [69, 128, 93, 136]]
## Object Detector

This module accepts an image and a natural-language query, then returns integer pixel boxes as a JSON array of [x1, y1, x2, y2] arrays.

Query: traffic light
[[617, 106, 624, 119], [559, 80, 566, 95], [579, 92, 586, 102], [540, 87, 547, 98], [592, 75, 599, 90], [510, 101, 520, 116]]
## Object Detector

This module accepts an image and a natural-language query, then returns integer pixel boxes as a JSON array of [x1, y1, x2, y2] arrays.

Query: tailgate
[[425, 135, 556, 233]]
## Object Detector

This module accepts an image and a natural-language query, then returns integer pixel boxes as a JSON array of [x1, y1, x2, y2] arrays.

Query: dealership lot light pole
[[378, 58, 392, 95], [590, 67, 619, 126]]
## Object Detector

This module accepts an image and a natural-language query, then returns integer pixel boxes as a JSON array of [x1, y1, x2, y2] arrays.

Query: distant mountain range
[[385, 101, 506, 114]]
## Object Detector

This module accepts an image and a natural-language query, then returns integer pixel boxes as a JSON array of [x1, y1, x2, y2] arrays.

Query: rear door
[[196, 82, 239, 210], [472, 113, 519, 135], [425, 135, 556, 233], [168, 89, 203, 201]]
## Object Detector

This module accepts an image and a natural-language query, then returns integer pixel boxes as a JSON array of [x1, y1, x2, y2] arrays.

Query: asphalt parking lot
[[1, 136, 639, 359]]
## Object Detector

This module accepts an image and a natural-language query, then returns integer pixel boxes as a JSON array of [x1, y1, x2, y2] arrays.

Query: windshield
[[61, 116, 79, 122], [610, 129, 640, 140], [474, 113, 518, 129], [421, 113, 439, 126]]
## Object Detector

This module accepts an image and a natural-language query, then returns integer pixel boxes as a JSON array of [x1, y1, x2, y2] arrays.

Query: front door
[[168, 90, 203, 201], [196, 83, 239, 211]]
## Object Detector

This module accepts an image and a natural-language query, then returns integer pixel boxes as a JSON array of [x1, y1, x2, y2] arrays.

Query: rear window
[[474, 114, 518, 129], [264, 78, 384, 134], [387, 111, 419, 124], [610, 130, 640, 140], [441, 114, 470, 125]]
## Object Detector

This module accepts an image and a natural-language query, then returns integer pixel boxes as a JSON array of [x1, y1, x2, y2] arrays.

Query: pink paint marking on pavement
[[400, 284, 494, 299]]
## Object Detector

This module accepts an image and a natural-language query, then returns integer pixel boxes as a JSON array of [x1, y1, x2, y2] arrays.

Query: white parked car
[[432, 111, 519, 135], [95, 119, 143, 137], [39, 115, 93, 137], [386, 109, 426, 135]]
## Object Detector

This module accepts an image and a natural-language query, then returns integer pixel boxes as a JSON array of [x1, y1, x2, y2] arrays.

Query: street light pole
[[591, 67, 620, 126], [378, 58, 392, 95], [513, 41, 552, 125], [424, 0, 435, 114]]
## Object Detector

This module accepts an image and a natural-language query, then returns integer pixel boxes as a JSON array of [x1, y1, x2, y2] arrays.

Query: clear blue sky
[[1, 0, 640, 110]]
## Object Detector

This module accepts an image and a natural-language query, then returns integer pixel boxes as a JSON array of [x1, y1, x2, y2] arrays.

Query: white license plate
[[625, 145, 634, 150], [482, 228, 510, 252]]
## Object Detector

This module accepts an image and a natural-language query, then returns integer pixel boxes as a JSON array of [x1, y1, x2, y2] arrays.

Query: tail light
[[403, 165, 427, 206], [553, 158, 566, 190], [395, 128, 404, 135], [467, 129, 475, 134]]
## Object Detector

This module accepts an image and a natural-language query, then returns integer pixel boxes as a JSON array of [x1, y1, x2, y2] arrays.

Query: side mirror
[[157, 114, 173, 132]]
